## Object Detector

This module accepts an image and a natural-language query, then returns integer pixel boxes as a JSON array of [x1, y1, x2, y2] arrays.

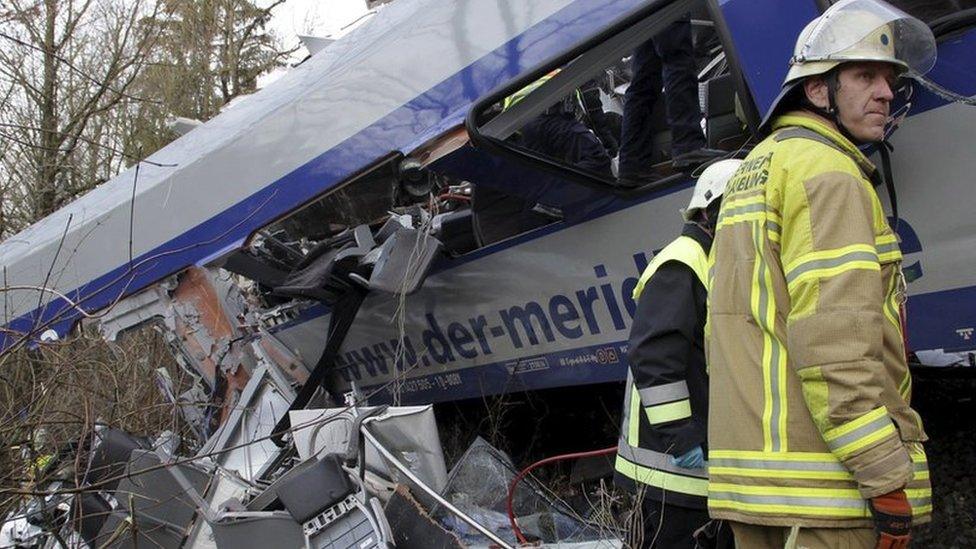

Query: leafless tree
[[0, 0, 294, 238], [0, 0, 295, 538], [0, 0, 166, 231]]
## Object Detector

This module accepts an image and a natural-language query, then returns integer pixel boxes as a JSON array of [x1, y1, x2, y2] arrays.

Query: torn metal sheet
[[201, 364, 295, 482], [290, 405, 447, 494], [383, 485, 465, 549]]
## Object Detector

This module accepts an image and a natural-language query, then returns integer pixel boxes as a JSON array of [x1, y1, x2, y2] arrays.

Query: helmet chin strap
[[824, 72, 865, 147], [876, 141, 899, 232], [799, 73, 859, 145], [878, 88, 915, 233], [802, 72, 901, 232]]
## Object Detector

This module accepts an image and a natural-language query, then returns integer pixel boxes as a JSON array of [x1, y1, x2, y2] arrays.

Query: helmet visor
[[797, 0, 937, 76]]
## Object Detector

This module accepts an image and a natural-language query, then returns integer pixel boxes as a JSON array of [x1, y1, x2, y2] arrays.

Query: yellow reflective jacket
[[503, 69, 561, 110], [706, 112, 931, 528], [502, 69, 585, 113]]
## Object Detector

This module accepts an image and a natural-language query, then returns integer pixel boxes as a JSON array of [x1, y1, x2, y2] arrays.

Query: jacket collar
[[682, 222, 712, 254], [772, 111, 876, 177]]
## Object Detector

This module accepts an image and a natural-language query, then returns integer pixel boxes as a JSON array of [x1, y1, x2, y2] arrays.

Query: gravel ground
[[910, 375, 976, 547]]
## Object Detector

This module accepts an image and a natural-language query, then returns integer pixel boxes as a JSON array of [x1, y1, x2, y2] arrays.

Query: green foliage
[[123, 0, 293, 159]]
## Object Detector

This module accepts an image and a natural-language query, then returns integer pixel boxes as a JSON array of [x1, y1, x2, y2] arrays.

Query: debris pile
[[1, 404, 623, 548]]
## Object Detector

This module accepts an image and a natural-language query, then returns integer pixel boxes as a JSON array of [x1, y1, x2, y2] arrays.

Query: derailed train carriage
[[2, 0, 976, 547]]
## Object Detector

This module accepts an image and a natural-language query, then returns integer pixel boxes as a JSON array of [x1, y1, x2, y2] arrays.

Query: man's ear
[[803, 77, 829, 110]]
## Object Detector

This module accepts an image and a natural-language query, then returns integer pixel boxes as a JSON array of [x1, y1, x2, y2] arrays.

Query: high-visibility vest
[[502, 69, 584, 113], [615, 235, 710, 507]]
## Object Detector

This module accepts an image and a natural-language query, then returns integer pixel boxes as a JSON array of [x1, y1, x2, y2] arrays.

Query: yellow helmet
[[762, 0, 936, 129]]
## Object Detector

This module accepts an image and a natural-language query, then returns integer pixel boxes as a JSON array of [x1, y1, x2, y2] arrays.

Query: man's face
[[833, 62, 899, 142]]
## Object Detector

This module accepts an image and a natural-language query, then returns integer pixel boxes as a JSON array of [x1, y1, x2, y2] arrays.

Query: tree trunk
[[36, 0, 60, 219]]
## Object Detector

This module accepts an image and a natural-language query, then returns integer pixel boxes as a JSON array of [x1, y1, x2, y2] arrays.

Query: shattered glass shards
[[432, 437, 619, 547]]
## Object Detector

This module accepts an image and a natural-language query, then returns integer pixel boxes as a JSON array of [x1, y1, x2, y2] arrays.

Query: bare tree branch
[[0, 31, 162, 105]]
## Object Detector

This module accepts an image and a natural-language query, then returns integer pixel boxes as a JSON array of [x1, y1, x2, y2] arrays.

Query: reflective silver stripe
[[616, 437, 708, 478], [754, 222, 783, 452], [621, 373, 633, 441], [709, 491, 867, 509], [719, 202, 765, 222], [638, 381, 689, 405], [785, 250, 878, 284], [621, 395, 630, 426], [774, 127, 841, 151], [767, 221, 781, 234], [910, 497, 932, 508], [709, 457, 847, 472], [773, 127, 875, 177], [826, 415, 894, 453], [876, 241, 900, 257]]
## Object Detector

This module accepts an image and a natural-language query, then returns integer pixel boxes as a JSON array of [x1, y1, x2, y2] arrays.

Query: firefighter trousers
[[729, 522, 876, 549], [630, 497, 733, 549]]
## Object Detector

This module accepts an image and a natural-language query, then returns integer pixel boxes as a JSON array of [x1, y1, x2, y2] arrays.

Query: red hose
[[506, 445, 617, 545], [438, 193, 471, 202]]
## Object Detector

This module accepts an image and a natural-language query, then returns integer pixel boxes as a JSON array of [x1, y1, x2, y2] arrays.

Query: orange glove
[[869, 489, 912, 549]]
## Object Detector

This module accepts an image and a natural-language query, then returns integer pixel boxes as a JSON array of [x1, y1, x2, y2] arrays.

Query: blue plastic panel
[[717, 0, 822, 118]]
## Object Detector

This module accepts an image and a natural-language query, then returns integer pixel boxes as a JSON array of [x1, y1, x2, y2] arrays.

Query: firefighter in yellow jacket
[[706, 1, 937, 547]]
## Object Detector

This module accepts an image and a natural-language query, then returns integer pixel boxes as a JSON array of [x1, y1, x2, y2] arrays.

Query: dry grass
[[0, 324, 196, 518]]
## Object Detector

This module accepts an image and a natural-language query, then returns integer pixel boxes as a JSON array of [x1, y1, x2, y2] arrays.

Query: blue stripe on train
[[279, 282, 976, 406], [0, 0, 648, 352], [360, 340, 630, 405]]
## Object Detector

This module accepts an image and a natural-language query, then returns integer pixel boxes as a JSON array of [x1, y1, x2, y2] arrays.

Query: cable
[[389, 198, 436, 405], [913, 74, 976, 106], [506, 445, 617, 544]]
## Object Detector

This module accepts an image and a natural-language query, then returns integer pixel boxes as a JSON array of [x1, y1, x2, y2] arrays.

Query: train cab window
[[268, 0, 760, 253], [468, 0, 750, 194], [229, 0, 760, 287], [461, 0, 751, 246], [226, 154, 473, 310]]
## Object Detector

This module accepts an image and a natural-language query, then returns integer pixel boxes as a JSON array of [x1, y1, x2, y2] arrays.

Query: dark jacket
[[614, 223, 712, 508]]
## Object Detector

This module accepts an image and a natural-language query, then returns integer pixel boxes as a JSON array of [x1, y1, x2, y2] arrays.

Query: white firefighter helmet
[[761, 0, 937, 129], [682, 159, 742, 221]]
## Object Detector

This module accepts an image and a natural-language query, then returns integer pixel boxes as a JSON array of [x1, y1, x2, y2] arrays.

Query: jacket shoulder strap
[[774, 126, 876, 182], [773, 126, 845, 153]]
